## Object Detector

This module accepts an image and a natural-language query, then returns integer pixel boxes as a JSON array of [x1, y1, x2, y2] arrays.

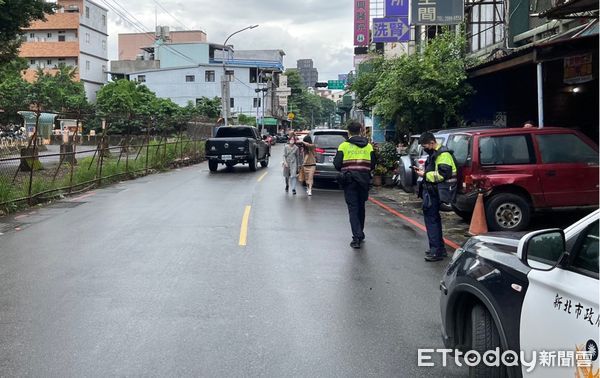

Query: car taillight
[[315, 148, 325, 154]]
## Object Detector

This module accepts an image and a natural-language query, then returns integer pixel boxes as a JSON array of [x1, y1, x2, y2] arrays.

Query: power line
[[234, 76, 264, 92], [100, 0, 197, 65], [149, 0, 199, 32], [104, 0, 198, 64]]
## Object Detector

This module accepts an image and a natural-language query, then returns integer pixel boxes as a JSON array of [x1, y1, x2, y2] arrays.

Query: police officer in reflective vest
[[334, 121, 376, 249], [415, 132, 457, 262]]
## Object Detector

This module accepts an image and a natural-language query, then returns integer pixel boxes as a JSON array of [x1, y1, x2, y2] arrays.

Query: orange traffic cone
[[468, 192, 488, 236]]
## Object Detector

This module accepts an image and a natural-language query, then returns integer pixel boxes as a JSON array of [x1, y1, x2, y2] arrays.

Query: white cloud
[[104, 0, 354, 80]]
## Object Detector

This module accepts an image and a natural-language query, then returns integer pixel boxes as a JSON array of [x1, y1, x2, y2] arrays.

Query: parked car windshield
[[314, 133, 347, 149], [536, 134, 598, 164], [216, 127, 255, 138]]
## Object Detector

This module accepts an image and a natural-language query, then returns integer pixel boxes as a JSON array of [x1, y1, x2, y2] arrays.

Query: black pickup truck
[[205, 126, 270, 172]]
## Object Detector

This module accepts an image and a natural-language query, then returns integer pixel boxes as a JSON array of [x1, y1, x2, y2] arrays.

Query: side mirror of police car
[[518, 229, 567, 271]]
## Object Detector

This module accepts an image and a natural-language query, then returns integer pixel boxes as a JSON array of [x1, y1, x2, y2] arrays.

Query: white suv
[[440, 209, 599, 377]]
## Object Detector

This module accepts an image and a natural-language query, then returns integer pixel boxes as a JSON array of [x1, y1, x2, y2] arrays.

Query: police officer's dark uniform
[[417, 133, 457, 262], [334, 125, 376, 249]]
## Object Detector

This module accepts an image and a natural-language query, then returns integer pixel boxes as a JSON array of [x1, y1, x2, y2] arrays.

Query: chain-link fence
[[0, 122, 213, 215]]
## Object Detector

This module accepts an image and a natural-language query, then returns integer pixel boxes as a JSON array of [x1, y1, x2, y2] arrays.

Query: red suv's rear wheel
[[485, 193, 531, 231]]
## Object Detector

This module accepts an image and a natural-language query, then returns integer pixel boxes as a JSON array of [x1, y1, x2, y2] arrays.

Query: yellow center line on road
[[239, 205, 252, 246], [257, 171, 269, 182]]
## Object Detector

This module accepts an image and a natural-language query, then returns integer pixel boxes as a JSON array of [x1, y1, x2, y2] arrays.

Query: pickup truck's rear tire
[[248, 153, 258, 172], [208, 160, 218, 172], [260, 154, 269, 168]]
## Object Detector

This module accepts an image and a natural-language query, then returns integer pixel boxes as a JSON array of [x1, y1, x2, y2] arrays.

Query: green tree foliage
[[0, 60, 90, 125], [351, 30, 473, 132], [351, 55, 385, 111], [30, 64, 89, 114], [0, 0, 57, 65], [96, 80, 221, 134], [285, 69, 337, 129], [96, 80, 154, 134], [319, 96, 337, 126], [238, 114, 256, 126], [152, 97, 181, 133], [194, 97, 221, 119], [0, 59, 31, 124]]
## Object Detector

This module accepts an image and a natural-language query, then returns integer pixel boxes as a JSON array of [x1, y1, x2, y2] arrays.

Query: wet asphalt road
[[0, 145, 467, 377]]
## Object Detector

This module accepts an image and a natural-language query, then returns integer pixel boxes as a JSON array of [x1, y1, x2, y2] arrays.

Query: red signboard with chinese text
[[354, 0, 370, 46]]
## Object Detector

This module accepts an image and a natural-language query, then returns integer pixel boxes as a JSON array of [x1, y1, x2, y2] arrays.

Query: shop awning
[[468, 21, 598, 78], [539, 0, 599, 19]]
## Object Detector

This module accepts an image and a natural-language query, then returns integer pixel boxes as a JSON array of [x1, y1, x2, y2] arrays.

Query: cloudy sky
[[103, 0, 355, 81]]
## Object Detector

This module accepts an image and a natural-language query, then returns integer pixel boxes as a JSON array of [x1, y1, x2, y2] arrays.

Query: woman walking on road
[[283, 132, 301, 195], [301, 135, 316, 196]]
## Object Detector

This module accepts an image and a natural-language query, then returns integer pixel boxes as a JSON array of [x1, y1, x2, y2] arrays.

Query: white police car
[[440, 209, 599, 377]]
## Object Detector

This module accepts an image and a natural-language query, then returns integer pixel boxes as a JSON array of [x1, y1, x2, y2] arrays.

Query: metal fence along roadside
[[0, 128, 207, 215]]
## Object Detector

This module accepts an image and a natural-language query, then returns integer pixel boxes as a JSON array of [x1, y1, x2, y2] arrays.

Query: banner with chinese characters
[[354, 0, 370, 46], [409, 0, 464, 25], [385, 0, 409, 17], [372, 17, 410, 43]]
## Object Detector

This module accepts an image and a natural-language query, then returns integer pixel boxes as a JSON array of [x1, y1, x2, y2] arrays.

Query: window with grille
[[467, 0, 505, 52]]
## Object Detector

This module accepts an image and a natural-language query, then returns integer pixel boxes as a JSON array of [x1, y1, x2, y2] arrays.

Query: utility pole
[[221, 25, 259, 127]]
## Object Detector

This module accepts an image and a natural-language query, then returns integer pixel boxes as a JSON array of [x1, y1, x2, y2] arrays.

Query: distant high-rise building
[[296, 59, 318, 88]]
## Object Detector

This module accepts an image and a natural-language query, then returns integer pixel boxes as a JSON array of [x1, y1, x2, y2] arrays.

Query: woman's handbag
[[297, 166, 305, 182]]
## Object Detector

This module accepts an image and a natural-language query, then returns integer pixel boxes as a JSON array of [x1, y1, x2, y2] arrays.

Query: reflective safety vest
[[425, 146, 457, 183], [338, 141, 373, 172], [423, 145, 458, 204]]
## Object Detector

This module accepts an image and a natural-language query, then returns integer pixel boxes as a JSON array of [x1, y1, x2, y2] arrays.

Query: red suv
[[448, 127, 598, 231]]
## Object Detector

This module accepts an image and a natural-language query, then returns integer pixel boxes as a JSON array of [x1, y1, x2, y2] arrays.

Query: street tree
[[0, 0, 56, 65], [30, 64, 89, 116], [352, 30, 473, 133], [194, 97, 221, 119], [238, 114, 257, 126], [319, 96, 336, 126], [351, 55, 385, 111], [0, 59, 31, 125], [96, 80, 159, 134], [285, 69, 328, 129], [152, 97, 181, 134]]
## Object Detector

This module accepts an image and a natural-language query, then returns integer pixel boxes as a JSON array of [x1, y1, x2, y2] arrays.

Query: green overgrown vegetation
[[0, 138, 205, 215], [351, 29, 474, 134]]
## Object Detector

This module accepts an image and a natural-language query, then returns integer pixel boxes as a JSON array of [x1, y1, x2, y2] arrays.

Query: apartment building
[[124, 42, 287, 124], [19, 0, 108, 102]]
